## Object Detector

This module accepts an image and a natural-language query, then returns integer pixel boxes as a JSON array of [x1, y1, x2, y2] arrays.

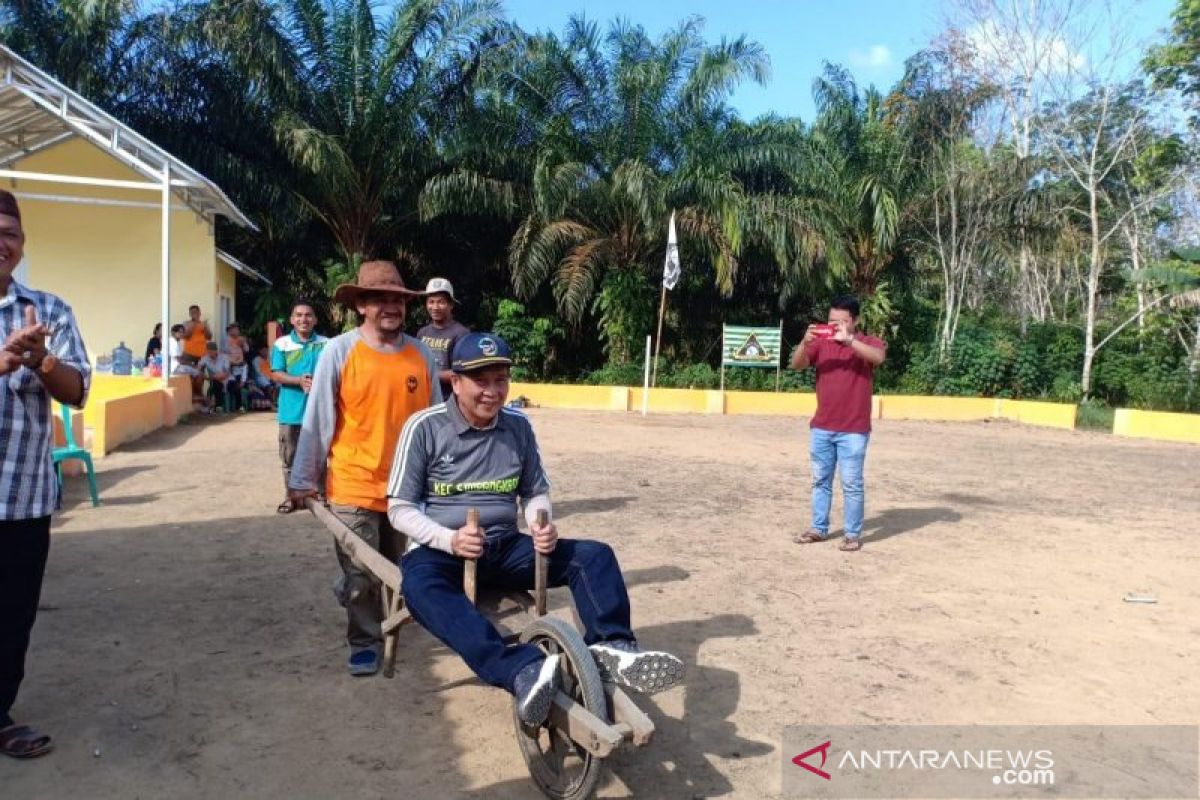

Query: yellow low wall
[[879, 395, 997, 421], [93, 391, 165, 456], [724, 391, 817, 416], [1113, 409, 1200, 445], [995, 399, 1078, 431], [512, 383, 1083, 432], [76, 375, 193, 456], [629, 387, 722, 414], [509, 383, 627, 411]]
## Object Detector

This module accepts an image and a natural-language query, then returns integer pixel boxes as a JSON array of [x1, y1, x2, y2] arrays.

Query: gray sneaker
[[513, 655, 560, 727], [590, 640, 684, 694]]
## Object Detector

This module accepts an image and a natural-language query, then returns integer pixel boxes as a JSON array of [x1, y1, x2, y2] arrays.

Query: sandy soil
[[2, 409, 1198, 799]]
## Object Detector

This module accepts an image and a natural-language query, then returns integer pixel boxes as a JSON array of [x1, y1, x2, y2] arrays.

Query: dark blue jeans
[[401, 532, 634, 693]]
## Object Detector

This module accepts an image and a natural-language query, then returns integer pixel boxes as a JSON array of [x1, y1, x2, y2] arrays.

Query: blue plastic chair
[[51, 404, 99, 507]]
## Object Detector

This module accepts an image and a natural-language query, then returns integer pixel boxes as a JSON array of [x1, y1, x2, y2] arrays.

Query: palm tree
[[0, 0, 148, 101], [423, 15, 825, 362], [791, 64, 918, 299], [174, 0, 502, 262]]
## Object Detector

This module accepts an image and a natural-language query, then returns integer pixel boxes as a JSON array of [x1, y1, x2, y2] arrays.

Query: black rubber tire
[[514, 616, 608, 800]]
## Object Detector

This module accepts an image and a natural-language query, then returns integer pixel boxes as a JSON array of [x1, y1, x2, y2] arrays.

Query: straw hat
[[332, 260, 421, 306]]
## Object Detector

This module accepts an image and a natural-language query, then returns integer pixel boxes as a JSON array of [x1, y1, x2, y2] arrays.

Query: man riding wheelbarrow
[[385, 332, 685, 726]]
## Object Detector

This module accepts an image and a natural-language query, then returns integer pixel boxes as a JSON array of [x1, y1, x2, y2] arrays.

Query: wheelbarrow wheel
[[514, 616, 607, 800]]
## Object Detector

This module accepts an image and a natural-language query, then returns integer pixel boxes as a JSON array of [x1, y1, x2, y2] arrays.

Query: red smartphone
[[810, 323, 837, 338]]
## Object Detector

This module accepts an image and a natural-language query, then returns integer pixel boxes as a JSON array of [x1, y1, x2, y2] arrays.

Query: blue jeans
[[401, 531, 634, 693], [809, 427, 870, 539]]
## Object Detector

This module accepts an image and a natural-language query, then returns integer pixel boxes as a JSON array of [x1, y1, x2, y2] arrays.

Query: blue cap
[[451, 332, 513, 373]]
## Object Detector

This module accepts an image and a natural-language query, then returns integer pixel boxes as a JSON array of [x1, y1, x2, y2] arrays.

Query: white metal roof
[[0, 44, 255, 229], [217, 249, 272, 286]]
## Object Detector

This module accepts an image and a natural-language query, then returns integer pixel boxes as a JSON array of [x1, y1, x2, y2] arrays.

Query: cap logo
[[478, 337, 498, 356]]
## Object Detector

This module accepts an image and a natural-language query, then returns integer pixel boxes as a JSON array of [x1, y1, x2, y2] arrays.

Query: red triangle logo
[[792, 740, 832, 780]]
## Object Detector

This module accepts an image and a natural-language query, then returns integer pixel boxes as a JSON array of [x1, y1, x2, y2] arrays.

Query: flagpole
[[653, 209, 679, 388], [651, 282, 667, 388]]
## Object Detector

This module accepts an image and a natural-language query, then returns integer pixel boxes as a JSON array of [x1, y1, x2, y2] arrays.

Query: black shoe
[[514, 655, 560, 726]]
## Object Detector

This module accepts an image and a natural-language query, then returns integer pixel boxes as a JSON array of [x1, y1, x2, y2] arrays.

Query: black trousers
[[0, 516, 51, 728]]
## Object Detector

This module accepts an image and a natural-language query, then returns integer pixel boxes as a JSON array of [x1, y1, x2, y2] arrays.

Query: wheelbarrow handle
[[534, 509, 549, 617], [464, 508, 480, 605]]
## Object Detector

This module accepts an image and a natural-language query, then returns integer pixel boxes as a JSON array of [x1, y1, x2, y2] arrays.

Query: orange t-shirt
[[183, 322, 209, 358], [328, 339, 437, 511]]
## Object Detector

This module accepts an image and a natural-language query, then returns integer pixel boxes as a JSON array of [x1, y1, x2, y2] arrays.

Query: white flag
[[662, 211, 681, 291]]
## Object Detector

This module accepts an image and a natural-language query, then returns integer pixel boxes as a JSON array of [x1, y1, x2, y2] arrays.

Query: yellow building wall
[[216, 259, 237, 334], [9, 138, 219, 361], [1113, 409, 1200, 445]]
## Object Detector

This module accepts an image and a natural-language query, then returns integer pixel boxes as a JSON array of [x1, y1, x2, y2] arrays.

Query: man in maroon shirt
[[789, 296, 886, 551]]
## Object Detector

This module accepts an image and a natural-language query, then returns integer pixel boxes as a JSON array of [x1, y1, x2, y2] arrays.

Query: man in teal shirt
[[270, 300, 327, 513]]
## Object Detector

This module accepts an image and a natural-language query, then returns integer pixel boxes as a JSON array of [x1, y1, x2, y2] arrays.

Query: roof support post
[[160, 163, 171, 389]]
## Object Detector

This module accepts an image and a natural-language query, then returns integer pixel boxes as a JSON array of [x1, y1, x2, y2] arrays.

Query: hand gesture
[[0, 350, 21, 376], [301, 375, 313, 394], [452, 516, 486, 560], [832, 319, 853, 343], [801, 324, 819, 346], [531, 515, 558, 555], [4, 305, 49, 366]]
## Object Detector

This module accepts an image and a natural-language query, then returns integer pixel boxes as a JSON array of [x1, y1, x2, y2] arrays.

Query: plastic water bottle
[[112, 342, 133, 376]]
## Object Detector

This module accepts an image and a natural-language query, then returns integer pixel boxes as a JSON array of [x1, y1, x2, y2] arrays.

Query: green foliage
[[492, 299, 563, 380], [593, 270, 654, 365], [890, 320, 1083, 400], [1075, 399, 1115, 432], [581, 362, 644, 386], [8, 0, 1198, 416]]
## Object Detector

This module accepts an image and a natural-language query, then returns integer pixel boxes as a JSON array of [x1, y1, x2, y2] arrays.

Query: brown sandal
[[839, 538, 862, 552], [0, 724, 54, 759], [793, 530, 827, 544]]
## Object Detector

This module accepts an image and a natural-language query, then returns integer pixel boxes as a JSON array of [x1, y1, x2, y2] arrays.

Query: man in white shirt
[[197, 341, 237, 412]]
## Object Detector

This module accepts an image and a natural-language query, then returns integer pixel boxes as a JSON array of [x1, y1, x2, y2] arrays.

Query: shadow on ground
[[860, 506, 962, 543], [5, 514, 475, 798]]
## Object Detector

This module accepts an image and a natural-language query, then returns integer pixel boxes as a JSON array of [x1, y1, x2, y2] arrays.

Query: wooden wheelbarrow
[[306, 500, 656, 800]]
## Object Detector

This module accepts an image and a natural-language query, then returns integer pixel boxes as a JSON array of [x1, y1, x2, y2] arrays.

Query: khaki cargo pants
[[329, 504, 406, 651]]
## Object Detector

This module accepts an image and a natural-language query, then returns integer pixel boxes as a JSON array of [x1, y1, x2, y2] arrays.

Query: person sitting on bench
[[386, 333, 684, 727]]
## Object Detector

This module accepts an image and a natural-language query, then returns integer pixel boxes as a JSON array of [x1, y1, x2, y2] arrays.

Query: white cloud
[[965, 21, 1086, 77], [849, 45, 894, 69]]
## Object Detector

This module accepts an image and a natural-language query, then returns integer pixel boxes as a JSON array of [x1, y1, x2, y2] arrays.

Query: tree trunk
[[1189, 315, 1200, 402], [1081, 185, 1103, 399]]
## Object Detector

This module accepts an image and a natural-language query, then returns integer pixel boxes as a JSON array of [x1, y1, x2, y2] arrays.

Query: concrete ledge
[[92, 391, 164, 455], [724, 391, 816, 416], [510, 383, 627, 411], [1113, 409, 1200, 445], [80, 376, 192, 456], [511, 383, 1086, 433], [996, 399, 1077, 430], [628, 388, 720, 414], [878, 395, 997, 421]]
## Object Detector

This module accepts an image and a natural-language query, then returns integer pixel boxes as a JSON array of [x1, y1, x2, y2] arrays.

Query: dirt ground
[[2, 408, 1198, 799]]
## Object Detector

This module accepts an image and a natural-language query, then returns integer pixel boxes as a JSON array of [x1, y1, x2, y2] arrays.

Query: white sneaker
[[590, 641, 684, 694]]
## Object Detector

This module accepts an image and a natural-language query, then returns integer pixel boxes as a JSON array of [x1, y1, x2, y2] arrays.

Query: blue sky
[[502, 0, 1179, 121]]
